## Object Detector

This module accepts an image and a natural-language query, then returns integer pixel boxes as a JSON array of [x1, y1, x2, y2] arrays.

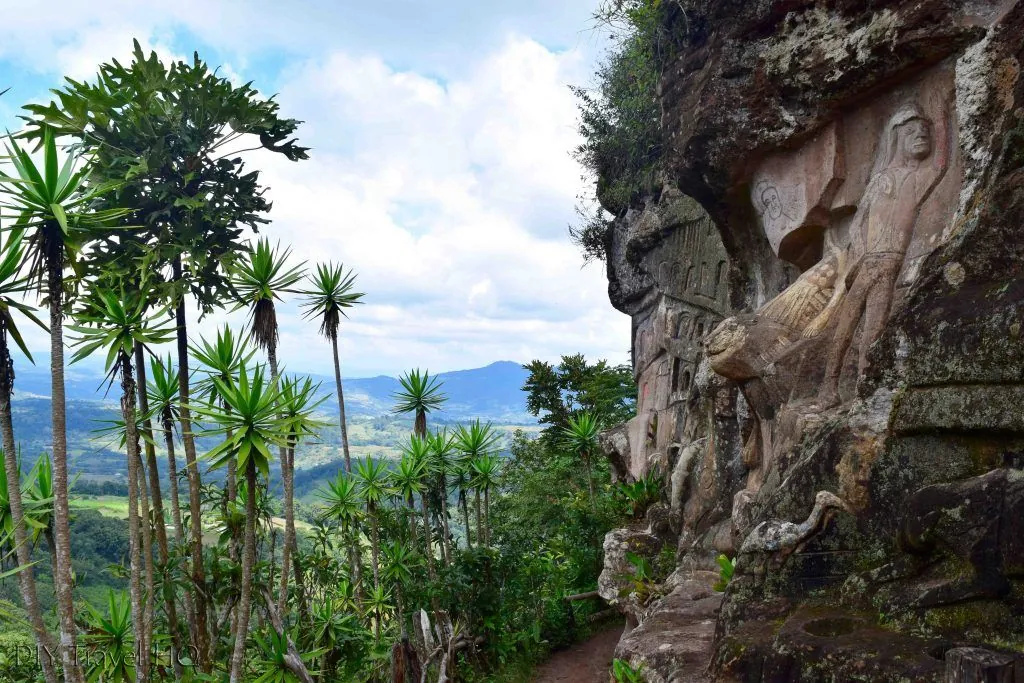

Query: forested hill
[[11, 359, 535, 423]]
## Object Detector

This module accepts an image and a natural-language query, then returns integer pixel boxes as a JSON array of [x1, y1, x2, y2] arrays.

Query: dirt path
[[532, 622, 623, 682]]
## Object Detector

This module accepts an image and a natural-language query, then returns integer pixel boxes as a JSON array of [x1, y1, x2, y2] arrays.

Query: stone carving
[[594, 2, 1024, 679], [735, 491, 852, 574], [816, 100, 950, 407]]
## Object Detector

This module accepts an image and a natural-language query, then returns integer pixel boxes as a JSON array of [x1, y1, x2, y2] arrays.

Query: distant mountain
[[12, 360, 536, 424]]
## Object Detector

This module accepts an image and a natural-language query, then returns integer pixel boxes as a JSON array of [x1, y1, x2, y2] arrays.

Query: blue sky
[[0, 0, 630, 378]]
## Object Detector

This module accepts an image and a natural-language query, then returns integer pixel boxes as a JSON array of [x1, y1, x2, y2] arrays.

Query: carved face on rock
[[899, 118, 932, 161], [761, 186, 784, 220]]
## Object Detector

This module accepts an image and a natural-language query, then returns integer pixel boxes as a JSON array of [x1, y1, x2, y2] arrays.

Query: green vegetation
[[571, 0, 687, 261], [714, 554, 735, 592], [0, 32, 646, 683]]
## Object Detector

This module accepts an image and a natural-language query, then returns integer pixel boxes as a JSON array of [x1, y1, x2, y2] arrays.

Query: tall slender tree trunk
[[229, 460, 257, 683], [119, 353, 148, 683], [46, 254, 84, 683], [584, 453, 595, 511], [474, 490, 482, 548], [369, 509, 380, 590], [460, 491, 471, 550], [172, 258, 211, 671], [438, 474, 452, 565], [420, 494, 436, 582], [269, 345, 296, 621], [161, 409, 196, 639], [137, 451, 155, 682], [483, 487, 490, 547], [0, 331, 58, 683], [331, 337, 352, 473], [135, 347, 184, 681]]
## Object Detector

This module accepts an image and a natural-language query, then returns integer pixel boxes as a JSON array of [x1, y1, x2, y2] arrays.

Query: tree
[[468, 453, 502, 547], [194, 362, 304, 683], [426, 428, 457, 565], [453, 421, 499, 549], [0, 229, 55, 683], [276, 375, 327, 619], [523, 355, 635, 446], [68, 285, 176, 682], [301, 263, 363, 472], [0, 128, 127, 683], [393, 369, 446, 438], [24, 44, 310, 669], [355, 457, 391, 593], [317, 471, 364, 598], [561, 412, 602, 509], [231, 238, 306, 616]]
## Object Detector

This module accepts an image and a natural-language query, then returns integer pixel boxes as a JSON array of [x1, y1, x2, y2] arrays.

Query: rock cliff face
[[597, 1, 1024, 679]]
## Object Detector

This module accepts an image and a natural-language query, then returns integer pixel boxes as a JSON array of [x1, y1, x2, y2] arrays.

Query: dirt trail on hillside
[[531, 622, 623, 682]]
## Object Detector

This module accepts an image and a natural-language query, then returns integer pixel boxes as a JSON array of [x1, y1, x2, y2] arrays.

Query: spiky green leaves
[[67, 287, 175, 377], [190, 325, 256, 406], [0, 230, 46, 362], [317, 471, 362, 526], [561, 411, 601, 458], [392, 369, 447, 421], [194, 363, 286, 479], [0, 127, 129, 285], [300, 262, 363, 342], [231, 238, 305, 352], [355, 457, 392, 511]]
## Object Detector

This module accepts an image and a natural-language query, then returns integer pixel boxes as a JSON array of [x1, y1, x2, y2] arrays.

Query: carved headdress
[[880, 102, 929, 168]]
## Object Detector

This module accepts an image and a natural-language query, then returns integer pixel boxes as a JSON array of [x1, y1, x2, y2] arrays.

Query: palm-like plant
[[82, 591, 135, 683], [301, 263, 364, 473], [0, 228, 55, 682], [231, 238, 304, 363], [393, 369, 446, 438], [427, 428, 457, 564], [381, 539, 420, 636], [0, 127, 128, 683], [192, 363, 291, 683], [275, 375, 327, 617], [192, 325, 256, 506], [561, 411, 602, 508], [147, 355, 187, 547], [469, 453, 502, 547], [453, 420, 499, 549], [69, 286, 176, 681], [355, 457, 392, 593], [361, 584, 393, 643], [318, 471, 364, 597], [391, 443, 427, 547]]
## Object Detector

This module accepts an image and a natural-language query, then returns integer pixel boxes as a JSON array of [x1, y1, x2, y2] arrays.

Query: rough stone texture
[[596, 0, 1024, 680]]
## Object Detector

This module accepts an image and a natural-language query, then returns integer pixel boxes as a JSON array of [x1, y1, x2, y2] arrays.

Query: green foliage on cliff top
[[571, 0, 675, 262]]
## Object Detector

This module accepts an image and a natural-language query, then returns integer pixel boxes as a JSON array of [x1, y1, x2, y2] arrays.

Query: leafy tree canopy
[[21, 40, 310, 312], [522, 354, 635, 446]]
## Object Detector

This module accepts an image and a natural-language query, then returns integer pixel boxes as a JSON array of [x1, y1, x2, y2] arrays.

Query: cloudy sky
[[0, 0, 631, 378]]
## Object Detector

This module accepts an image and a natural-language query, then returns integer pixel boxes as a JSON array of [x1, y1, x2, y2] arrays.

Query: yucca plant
[[355, 457, 392, 593], [82, 591, 135, 683], [68, 285, 176, 680], [561, 411, 602, 508], [301, 262, 364, 472], [453, 420, 499, 548], [275, 375, 327, 617], [146, 355, 187, 548], [0, 127, 128, 683], [426, 428, 457, 564], [0, 227, 55, 682], [192, 363, 289, 682], [469, 452, 502, 547], [318, 471, 364, 599], [393, 369, 446, 438]]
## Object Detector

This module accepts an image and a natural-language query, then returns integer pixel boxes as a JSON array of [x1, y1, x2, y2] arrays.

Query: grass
[[71, 495, 130, 519]]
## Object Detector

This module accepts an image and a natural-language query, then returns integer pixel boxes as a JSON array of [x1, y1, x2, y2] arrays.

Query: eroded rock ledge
[[597, 1, 1024, 680]]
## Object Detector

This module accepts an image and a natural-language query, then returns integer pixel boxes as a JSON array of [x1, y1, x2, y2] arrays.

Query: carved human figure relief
[[815, 101, 949, 408], [753, 180, 797, 243]]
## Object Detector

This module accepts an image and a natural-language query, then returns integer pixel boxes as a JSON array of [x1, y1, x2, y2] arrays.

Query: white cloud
[[0, 5, 631, 378]]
